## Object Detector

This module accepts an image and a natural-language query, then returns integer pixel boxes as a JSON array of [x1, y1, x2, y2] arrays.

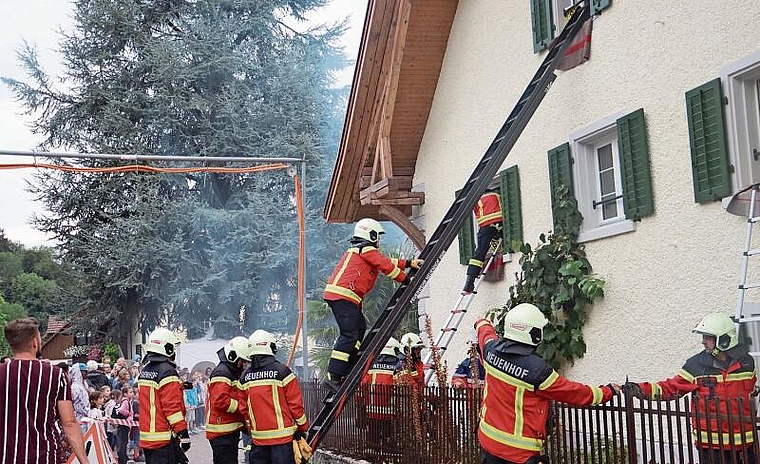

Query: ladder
[[731, 183, 760, 355], [306, 2, 591, 451], [422, 238, 502, 384]]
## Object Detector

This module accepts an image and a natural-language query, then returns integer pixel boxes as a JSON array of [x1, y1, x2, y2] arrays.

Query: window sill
[[577, 219, 636, 243]]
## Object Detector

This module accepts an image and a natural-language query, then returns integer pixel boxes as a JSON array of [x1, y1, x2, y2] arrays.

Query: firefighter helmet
[[400, 333, 425, 354], [249, 329, 278, 356], [224, 336, 253, 363], [381, 337, 402, 357], [145, 328, 180, 357], [692, 313, 738, 352], [502, 303, 548, 346], [353, 218, 385, 243]]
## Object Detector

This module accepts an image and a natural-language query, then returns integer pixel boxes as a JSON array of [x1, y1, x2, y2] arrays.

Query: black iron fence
[[302, 382, 760, 464]]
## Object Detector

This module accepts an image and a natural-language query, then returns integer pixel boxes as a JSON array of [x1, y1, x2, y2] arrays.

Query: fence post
[[623, 392, 639, 464]]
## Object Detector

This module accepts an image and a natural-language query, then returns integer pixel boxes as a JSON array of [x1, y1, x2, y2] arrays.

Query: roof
[[323, 0, 459, 229], [46, 316, 70, 334]]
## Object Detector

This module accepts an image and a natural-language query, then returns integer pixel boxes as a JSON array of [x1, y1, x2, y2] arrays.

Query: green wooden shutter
[[530, 0, 553, 53], [456, 189, 475, 265], [547, 142, 574, 229], [499, 166, 523, 251], [590, 0, 611, 15], [617, 108, 654, 220], [686, 78, 731, 203]]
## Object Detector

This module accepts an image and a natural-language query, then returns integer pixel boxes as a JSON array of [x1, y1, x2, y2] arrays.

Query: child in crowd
[[88, 391, 105, 420], [104, 389, 121, 449]]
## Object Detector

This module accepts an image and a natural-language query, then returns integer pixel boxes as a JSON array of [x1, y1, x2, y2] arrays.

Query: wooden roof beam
[[379, 203, 425, 250]]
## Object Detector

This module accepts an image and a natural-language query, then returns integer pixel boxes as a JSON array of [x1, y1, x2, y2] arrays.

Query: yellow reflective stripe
[[514, 387, 525, 436], [324, 284, 362, 303], [468, 259, 484, 267], [354, 340, 361, 350], [367, 369, 394, 375], [208, 377, 233, 386], [722, 372, 756, 382], [137, 379, 159, 388], [480, 420, 543, 451], [477, 212, 502, 225], [390, 258, 400, 266], [475, 320, 491, 331], [695, 430, 754, 444], [140, 431, 172, 442], [590, 385, 603, 405], [539, 371, 559, 390], [678, 369, 695, 383], [295, 414, 307, 426], [282, 373, 296, 386], [150, 388, 156, 432], [386, 267, 401, 279], [329, 249, 356, 285], [227, 398, 239, 414], [331, 350, 350, 362], [272, 386, 284, 429], [483, 361, 533, 390], [650, 383, 662, 400], [243, 379, 282, 388], [167, 411, 184, 425], [252, 426, 296, 440], [159, 376, 181, 388], [206, 422, 244, 433]]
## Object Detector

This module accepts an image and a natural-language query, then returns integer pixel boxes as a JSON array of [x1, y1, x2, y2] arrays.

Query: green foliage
[[103, 342, 121, 362], [0, 295, 29, 356], [494, 185, 605, 368]]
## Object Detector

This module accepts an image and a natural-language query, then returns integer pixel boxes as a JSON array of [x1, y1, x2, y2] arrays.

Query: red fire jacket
[[239, 356, 308, 446], [474, 192, 503, 227], [323, 245, 409, 305], [394, 356, 425, 390], [475, 318, 614, 463], [137, 354, 188, 450], [205, 360, 246, 441], [359, 354, 398, 420], [637, 349, 756, 449]]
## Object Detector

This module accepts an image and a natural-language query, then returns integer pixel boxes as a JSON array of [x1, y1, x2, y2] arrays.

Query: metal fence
[[302, 382, 760, 464]]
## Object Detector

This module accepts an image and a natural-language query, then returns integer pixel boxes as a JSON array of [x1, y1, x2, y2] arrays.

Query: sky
[[0, 0, 368, 246]]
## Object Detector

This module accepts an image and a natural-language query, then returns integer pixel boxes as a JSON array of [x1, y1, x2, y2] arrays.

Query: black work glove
[[622, 381, 644, 399], [402, 275, 411, 286], [178, 429, 191, 451], [293, 431, 305, 441]]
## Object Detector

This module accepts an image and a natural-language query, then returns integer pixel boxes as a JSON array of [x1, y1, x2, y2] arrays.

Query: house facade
[[325, 0, 760, 384]]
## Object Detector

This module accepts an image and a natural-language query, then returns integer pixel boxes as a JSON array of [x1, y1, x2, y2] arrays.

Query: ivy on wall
[[490, 185, 605, 369]]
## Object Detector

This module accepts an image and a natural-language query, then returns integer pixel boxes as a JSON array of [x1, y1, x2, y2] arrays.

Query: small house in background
[[41, 315, 74, 361]]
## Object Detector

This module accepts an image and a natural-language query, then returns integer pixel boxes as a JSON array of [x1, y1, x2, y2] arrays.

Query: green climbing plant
[[489, 185, 605, 369]]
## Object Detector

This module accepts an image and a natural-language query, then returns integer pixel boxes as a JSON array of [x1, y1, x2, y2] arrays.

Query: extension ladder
[[306, 2, 591, 451], [422, 239, 502, 384], [731, 183, 760, 356]]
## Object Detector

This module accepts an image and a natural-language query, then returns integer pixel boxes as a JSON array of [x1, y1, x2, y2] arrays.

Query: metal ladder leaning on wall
[[306, 2, 592, 451], [422, 238, 502, 384], [730, 183, 760, 355]]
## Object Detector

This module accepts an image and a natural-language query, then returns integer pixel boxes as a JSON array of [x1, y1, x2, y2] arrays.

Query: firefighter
[[394, 332, 426, 389], [137, 328, 191, 464], [322, 218, 423, 392], [358, 337, 401, 452], [475, 303, 618, 464], [625, 313, 757, 464], [240, 329, 311, 464], [206, 336, 253, 464], [451, 341, 485, 389], [463, 190, 503, 294]]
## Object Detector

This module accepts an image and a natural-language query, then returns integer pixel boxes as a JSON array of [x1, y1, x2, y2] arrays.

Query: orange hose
[[286, 173, 306, 368]]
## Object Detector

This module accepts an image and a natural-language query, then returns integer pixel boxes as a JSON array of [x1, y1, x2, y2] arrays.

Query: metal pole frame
[[0, 148, 310, 377]]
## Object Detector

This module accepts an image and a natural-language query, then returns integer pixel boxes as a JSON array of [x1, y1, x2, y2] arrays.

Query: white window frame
[[552, 0, 576, 36], [721, 50, 760, 197], [569, 110, 636, 243]]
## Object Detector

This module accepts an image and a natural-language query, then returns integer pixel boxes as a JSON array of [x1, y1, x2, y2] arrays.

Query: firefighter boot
[[462, 274, 476, 294], [321, 374, 344, 394]]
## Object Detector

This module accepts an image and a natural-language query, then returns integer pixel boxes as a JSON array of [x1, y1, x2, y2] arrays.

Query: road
[[183, 430, 247, 463]]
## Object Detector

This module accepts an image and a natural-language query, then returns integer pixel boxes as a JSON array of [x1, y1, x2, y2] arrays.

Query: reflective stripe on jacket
[[239, 356, 308, 446], [474, 192, 503, 227], [475, 318, 613, 463], [205, 361, 245, 441], [138, 354, 187, 450], [323, 246, 409, 304], [360, 355, 398, 420], [638, 349, 757, 450]]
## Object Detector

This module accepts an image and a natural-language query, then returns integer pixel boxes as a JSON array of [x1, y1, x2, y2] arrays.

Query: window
[[548, 109, 654, 242], [722, 50, 760, 195], [531, 0, 611, 53]]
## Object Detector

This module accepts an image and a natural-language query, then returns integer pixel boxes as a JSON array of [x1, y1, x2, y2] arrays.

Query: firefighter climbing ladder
[[306, 2, 591, 450], [732, 183, 760, 356], [422, 238, 502, 384]]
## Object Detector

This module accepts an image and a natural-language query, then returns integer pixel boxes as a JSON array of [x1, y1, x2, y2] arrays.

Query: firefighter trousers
[[248, 442, 294, 464], [210, 431, 240, 464], [699, 446, 756, 464], [467, 223, 502, 277], [326, 299, 367, 379], [481, 450, 549, 464]]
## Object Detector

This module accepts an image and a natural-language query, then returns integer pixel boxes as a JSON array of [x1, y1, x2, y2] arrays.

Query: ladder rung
[[737, 316, 760, 323], [744, 249, 760, 256], [441, 327, 456, 332], [751, 351, 760, 357], [739, 283, 760, 290], [451, 309, 466, 314], [750, 217, 760, 223]]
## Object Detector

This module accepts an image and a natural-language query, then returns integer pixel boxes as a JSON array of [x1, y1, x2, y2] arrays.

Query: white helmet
[[249, 330, 277, 356], [145, 328, 180, 357], [502, 303, 548, 346], [224, 336, 254, 363], [353, 218, 385, 243], [693, 313, 739, 352], [380, 337, 402, 357], [400, 333, 425, 354]]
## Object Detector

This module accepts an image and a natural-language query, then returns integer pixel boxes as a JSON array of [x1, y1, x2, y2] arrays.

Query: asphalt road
[[183, 430, 247, 463]]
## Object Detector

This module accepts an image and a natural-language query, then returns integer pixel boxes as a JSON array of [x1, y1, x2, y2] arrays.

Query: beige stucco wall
[[414, 0, 760, 385]]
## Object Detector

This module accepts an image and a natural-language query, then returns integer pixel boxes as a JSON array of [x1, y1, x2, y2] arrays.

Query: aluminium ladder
[[306, 2, 592, 451], [422, 238, 502, 384], [731, 183, 760, 356]]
